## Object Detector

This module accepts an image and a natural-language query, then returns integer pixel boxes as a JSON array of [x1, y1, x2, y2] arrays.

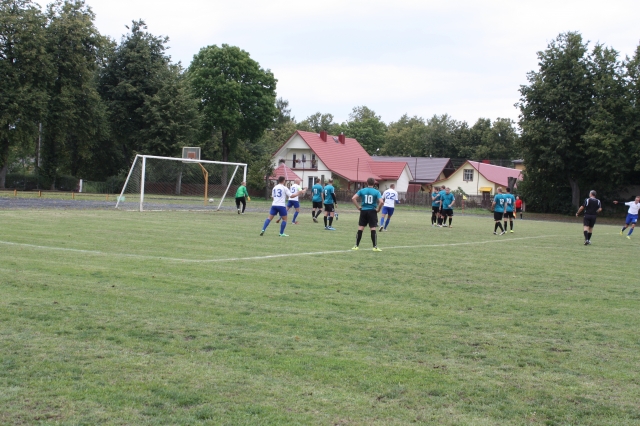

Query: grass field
[[1, 207, 639, 425]]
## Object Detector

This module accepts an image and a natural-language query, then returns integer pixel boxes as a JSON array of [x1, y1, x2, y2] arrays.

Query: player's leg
[[369, 211, 381, 250], [327, 208, 335, 229], [279, 214, 288, 236], [241, 197, 246, 213], [384, 209, 393, 230], [353, 223, 365, 249], [261, 212, 276, 235], [447, 210, 452, 227], [292, 203, 300, 224], [323, 205, 329, 228], [235, 197, 242, 214], [628, 222, 636, 238]]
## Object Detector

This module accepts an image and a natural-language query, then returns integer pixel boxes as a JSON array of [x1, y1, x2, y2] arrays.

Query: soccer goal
[[115, 154, 248, 212]]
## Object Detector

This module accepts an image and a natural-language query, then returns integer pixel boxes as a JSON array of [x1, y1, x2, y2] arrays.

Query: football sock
[[448, 218, 452, 226], [510, 221, 513, 230], [503, 221, 507, 231], [494, 223, 499, 232], [498, 222, 504, 232], [587, 232, 592, 241], [262, 218, 271, 230], [584, 230, 588, 240], [356, 230, 363, 246], [520, 213, 523, 219], [371, 230, 377, 247], [380, 217, 385, 227], [280, 221, 287, 234], [293, 212, 299, 222], [324, 216, 328, 227], [629, 228, 634, 236], [329, 217, 334, 226], [438, 217, 442, 225], [312, 211, 315, 218], [622, 226, 627, 232], [385, 217, 391, 229]]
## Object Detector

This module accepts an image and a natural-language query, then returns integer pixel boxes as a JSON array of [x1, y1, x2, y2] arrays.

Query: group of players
[[259, 175, 398, 251]]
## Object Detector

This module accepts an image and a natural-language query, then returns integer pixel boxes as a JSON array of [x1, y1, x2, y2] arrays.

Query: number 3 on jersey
[[273, 188, 282, 197]]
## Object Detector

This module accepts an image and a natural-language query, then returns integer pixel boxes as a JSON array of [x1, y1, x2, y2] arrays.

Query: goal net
[[115, 155, 247, 211]]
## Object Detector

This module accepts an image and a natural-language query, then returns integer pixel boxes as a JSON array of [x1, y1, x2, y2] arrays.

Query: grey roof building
[[371, 156, 455, 185]]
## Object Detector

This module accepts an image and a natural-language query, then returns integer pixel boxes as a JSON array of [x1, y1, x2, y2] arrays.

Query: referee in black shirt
[[576, 190, 602, 245]]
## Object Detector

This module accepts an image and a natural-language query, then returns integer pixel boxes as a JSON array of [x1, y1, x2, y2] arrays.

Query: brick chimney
[[319, 130, 327, 142], [338, 132, 345, 144]]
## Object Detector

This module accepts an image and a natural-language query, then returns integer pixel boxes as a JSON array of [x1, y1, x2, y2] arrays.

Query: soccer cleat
[[627, 236, 631, 240], [351, 245, 359, 250], [510, 230, 514, 233], [379, 226, 384, 232], [500, 231, 506, 235], [372, 247, 382, 252], [293, 221, 299, 225], [587, 240, 592, 245], [313, 217, 318, 223], [324, 226, 329, 230], [279, 233, 289, 237], [493, 232, 497, 235], [620, 230, 624, 236], [260, 230, 265, 236], [327, 226, 336, 231], [237, 209, 241, 214]]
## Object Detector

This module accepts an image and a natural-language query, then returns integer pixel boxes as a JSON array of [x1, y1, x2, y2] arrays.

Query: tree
[[0, 0, 48, 188], [42, 0, 108, 187], [467, 118, 520, 160], [626, 44, 640, 179], [381, 114, 427, 156], [518, 32, 594, 209], [343, 106, 387, 154], [296, 112, 339, 134], [188, 44, 277, 182]]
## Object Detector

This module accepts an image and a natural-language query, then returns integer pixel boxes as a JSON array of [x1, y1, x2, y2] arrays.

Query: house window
[[292, 154, 297, 168], [463, 169, 474, 182]]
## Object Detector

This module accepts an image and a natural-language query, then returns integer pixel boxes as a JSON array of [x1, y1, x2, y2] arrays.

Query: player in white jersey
[[614, 196, 640, 239], [379, 184, 398, 232], [276, 179, 304, 225], [260, 176, 304, 237]]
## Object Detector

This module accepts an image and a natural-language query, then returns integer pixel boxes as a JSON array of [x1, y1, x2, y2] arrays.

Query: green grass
[[1, 208, 639, 425]]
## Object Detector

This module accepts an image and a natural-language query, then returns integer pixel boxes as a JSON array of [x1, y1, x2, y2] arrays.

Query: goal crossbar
[[115, 154, 248, 211]]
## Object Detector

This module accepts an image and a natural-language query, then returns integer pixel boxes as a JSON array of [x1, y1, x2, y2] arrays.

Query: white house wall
[[437, 165, 498, 195], [273, 134, 333, 185]]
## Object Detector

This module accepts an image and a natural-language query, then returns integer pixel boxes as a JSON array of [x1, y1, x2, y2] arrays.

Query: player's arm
[[576, 206, 584, 216], [351, 193, 361, 210], [321, 190, 325, 203], [332, 189, 337, 206], [376, 197, 383, 213]]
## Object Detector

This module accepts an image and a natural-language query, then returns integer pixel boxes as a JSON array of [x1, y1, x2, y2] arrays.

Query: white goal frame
[[115, 154, 248, 212]]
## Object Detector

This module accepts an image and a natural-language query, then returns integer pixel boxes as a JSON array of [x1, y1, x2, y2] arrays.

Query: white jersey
[[289, 184, 302, 201], [271, 184, 292, 206], [625, 201, 640, 215], [382, 189, 398, 208]]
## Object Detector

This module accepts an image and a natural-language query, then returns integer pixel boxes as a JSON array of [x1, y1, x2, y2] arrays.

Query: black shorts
[[494, 211, 504, 221], [313, 201, 323, 209], [324, 203, 335, 212], [583, 215, 597, 228], [504, 211, 514, 219], [432, 206, 440, 213], [358, 209, 378, 228], [442, 209, 453, 217], [516, 207, 522, 213]]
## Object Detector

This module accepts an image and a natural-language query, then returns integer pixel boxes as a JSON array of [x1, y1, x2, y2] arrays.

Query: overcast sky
[[84, 0, 640, 125]]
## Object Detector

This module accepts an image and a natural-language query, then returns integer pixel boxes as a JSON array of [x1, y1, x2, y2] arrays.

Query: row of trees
[[518, 32, 640, 212]]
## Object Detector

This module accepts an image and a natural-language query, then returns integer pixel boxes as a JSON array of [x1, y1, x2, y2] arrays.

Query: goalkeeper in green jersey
[[235, 182, 249, 214]]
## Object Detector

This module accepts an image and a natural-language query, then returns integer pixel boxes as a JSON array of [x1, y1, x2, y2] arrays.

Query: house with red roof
[[268, 163, 301, 183], [272, 130, 413, 192], [433, 160, 522, 196]]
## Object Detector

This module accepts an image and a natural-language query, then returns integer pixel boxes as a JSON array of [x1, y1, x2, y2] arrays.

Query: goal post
[[115, 154, 248, 212]]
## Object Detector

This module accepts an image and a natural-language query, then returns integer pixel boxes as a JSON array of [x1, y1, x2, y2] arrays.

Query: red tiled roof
[[370, 161, 409, 180], [296, 131, 380, 182], [467, 161, 522, 186], [269, 163, 302, 181]]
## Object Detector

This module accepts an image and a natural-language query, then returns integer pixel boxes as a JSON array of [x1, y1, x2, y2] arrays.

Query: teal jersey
[[504, 194, 516, 212], [357, 187, 382, 210], [431, 191, 440, 207], [494, 193, 506, 213], [441, 193, 455, 209], [312, 184, 323, 202], [323, 185, 335, 204], [438, 190, 446, 205]]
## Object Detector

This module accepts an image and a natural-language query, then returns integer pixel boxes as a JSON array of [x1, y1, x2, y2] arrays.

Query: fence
[[331, 190, 490, 209]]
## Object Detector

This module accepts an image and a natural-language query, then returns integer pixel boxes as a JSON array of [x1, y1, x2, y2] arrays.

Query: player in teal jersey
[[503, 187, 517, 233], [351, 177, 383, 251], [322, 179, 338, 230], [311, 178, 324, 223], [440, 187, 456, 227], [437, 185, 447, 226], [491, 187, 506, 235], [431, 187, 441, 226]]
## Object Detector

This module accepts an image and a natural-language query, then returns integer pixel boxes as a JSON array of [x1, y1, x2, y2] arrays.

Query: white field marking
[[0, 234, 578, 264]]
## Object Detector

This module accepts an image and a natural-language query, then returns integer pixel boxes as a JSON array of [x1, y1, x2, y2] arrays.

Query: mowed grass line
[[1, 209, 639, 425]]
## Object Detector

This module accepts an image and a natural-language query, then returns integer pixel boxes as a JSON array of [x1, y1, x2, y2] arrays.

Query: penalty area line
[[0, 234, 560, 264]]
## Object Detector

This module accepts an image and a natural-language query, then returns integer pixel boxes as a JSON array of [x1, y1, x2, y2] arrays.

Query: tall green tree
[[188, 44, 277, 182], [0, 0, 48, 188], [42, 0, 107, 187], [99, 20, 198, 166], [626, 44, 640, 178], [518, 32, 594, 208], [381, 114, 427, 156], [467, 118, 520, 160], [296, 112, 339, 134], [343, 106, 387, 154]]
